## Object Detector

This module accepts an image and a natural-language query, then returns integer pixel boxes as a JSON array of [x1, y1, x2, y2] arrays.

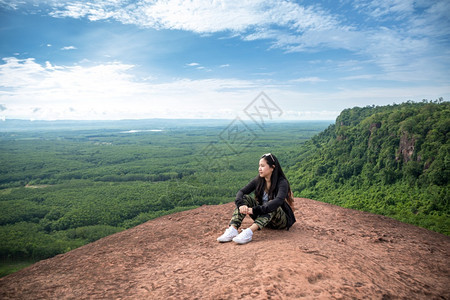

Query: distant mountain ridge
[[0, 118, 332, 132], [0, 118, 235, 132], [287, 100, 449, 234]]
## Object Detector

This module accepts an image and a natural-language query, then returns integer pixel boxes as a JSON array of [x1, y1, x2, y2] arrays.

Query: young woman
[[217, 153, 296, 244]]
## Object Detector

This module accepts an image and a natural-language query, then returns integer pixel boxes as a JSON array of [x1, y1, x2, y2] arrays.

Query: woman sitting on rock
[[217, 153, 296, 244]]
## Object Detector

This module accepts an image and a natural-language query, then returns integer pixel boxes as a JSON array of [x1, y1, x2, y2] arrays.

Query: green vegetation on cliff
[[287, 100, 449, 235]]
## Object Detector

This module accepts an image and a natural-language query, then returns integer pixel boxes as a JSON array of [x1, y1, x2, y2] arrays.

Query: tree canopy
[[287, 100, 449, 235]]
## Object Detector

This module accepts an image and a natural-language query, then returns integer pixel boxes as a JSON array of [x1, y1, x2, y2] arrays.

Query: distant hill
[[0, 118, 233, 132], [287, 99, 449, 235]]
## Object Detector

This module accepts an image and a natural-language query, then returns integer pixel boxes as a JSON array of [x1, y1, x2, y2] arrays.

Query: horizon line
[[0, 118, 336, 122]]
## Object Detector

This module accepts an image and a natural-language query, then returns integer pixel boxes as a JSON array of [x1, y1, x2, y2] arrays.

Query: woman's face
[[259, 158, 274, 179]]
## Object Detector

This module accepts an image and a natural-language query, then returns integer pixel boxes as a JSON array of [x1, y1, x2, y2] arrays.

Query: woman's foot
[[232, 228, 253, 244], [217, 226, 238, 242]]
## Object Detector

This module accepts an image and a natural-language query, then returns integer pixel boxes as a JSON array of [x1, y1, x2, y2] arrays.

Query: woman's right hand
[[239, 205, 249, 214]]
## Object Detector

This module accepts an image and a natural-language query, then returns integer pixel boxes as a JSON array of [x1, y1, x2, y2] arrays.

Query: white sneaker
[[232, 228, 253, 244], [217, 226, 238, 242]]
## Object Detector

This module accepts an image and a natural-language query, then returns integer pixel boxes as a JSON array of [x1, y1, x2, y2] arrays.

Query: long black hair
[[255, 153, 294, 209]]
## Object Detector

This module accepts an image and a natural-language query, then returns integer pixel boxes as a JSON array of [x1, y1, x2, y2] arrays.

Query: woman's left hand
[[247, 208, 253, 215]]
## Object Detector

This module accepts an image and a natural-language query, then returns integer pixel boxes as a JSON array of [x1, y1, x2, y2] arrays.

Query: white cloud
[[341, 74, 375, 81], [48, 0, 338, 34], [0, 57, 46, 88], [186, 62, 212, 71], [5, 0, 448, 84], [264, 83, 450, 121], [360, 0, 416, 18], [0, 57, 264, 120], [0, 0, 21, 10], [44, 0, 449, 83], [291, 77, 326, 83], [61, 46, 76, 50], [2, 57, 448, 121], [1, 1, 449, 120]]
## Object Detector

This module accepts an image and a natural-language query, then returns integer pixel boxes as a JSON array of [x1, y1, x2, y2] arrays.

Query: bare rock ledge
[[1, 198, 449, 299]]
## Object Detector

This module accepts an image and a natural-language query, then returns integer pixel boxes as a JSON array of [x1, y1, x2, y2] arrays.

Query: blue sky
[[0, 0, 449, 120]]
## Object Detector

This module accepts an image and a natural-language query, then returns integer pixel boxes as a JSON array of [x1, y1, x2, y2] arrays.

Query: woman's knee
[[253, 213, 272, 229], [268, 208, 287, 229]]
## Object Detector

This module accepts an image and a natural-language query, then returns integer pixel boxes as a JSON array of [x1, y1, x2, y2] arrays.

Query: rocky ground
[[1, 198, 449, 299]]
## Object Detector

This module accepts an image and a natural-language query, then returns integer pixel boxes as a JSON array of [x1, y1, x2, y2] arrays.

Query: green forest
[[1, 100, 448, 277], [0, 119, 329, 276], [287, 99, 449, 235]]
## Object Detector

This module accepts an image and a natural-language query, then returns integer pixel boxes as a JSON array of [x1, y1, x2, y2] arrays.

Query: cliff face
[[396, 131, 416, 163], [1, 198, 449, 299]]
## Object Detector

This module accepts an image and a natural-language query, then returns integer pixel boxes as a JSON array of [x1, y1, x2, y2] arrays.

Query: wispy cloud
[[46, 0, 339, 37], [0, 57, 261, 119], [186, 62, 211, 71], [291, 77, 326, 83], [4, 1, 449, 77], [356, 0, 415, 19], [2, 56, 446, 121], [41, 0, 449, 82], [60, 46, 76, 50], [341, 74, 375, 81], [1, 0, 448, 120]]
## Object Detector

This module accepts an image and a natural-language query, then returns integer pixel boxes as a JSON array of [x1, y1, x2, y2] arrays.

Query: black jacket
[[235, 177, 296, 230]]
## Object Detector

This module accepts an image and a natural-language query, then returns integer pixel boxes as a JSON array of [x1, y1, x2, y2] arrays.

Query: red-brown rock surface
[[1, 198, 449, 299]]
